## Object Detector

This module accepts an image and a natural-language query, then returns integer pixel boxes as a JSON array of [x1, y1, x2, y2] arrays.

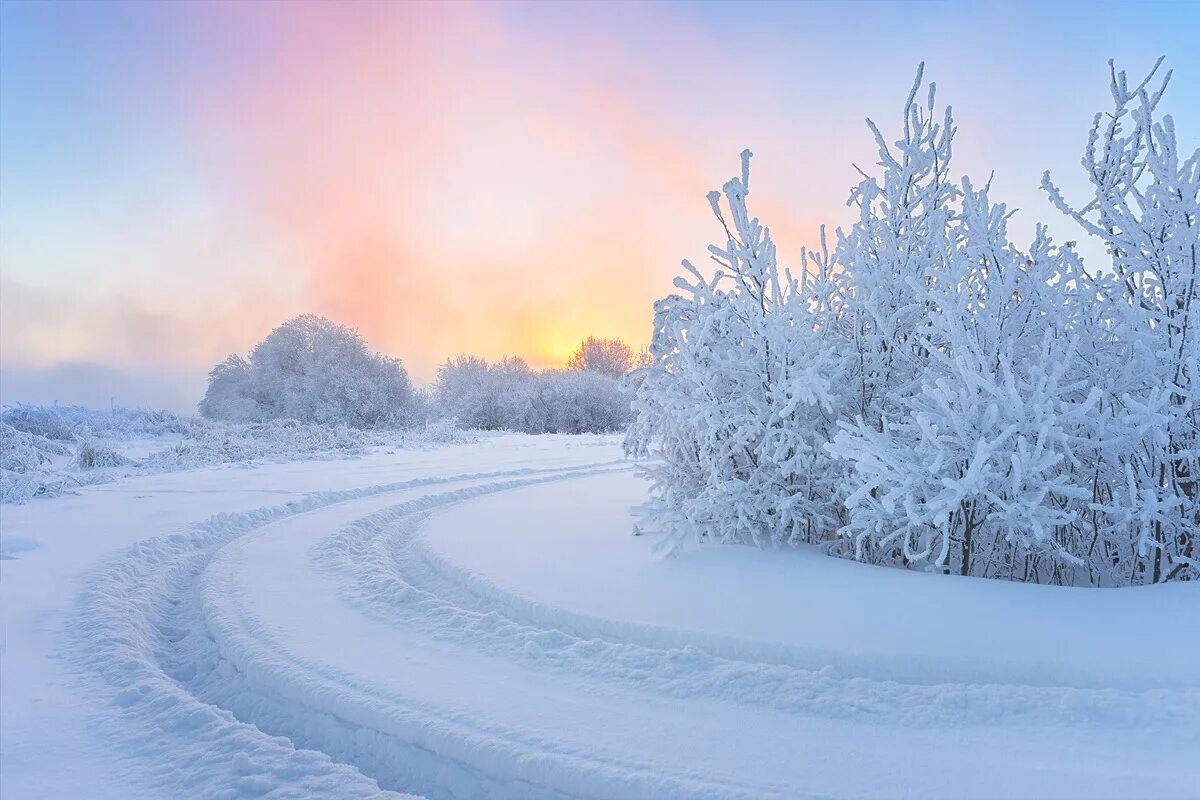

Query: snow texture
[[0, 404, 477, 505], [3, 436, 1195, 798]]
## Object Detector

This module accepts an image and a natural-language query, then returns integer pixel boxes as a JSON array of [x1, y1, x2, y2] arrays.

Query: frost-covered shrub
[[0, 402, 479, 505], [1, 405, 184, 502], [0, 422, 70, 471], [0, 403, 188, 441], [144, 417, 478, 472], [400, 417, 480, 449], [829, 173, 1109, 581], [1038, 58, 1200, 585], [71, 440, 134, 470], [630, 61, 1198, 585], [434, 349, 632, 434], [433, 356, 532, 431], [147, 419, 371, 470], [1, 405, 79, 440], [626, 151, 846, 554], [0, 469, 44, 504], [1, 423, 65, 502], [1, 421, 83, 503], [200, 315, 417, 428], [527, 370, 632, 434]]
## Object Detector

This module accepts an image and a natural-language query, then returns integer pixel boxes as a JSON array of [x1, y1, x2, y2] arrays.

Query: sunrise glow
[[2, 1, 1197, 410]]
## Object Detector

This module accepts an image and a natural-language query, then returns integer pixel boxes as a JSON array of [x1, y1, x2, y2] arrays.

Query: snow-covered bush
[[630, 61, 1198, 585], [0, 422, 72, 502], [0, 409, 153, 503], [526, 370, 632, 434], [146, 419, 380, 470], [144, 418, 479, 472], [434, 346, 633, 434], [0, 422, 71, 470], [0, 403, 187, 441], [1040, 58, 1200, 584], [71, 439, 134, 470], [433, 356, 534, 431], [627, 150, 847, 554], [200, 315, 417, 428], [0, 402, 479, 505], [830, 223, 1105, 580]]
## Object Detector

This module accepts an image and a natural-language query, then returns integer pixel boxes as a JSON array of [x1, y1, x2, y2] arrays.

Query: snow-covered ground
[[2, 435, 1197, 798]]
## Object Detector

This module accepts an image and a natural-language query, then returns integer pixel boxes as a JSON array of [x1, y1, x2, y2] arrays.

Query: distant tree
[[199, 314, 416, 428], [433, 353, 632, 434], [434, 355, 511, 429], [199, 355, 257, 422], [531, 370, 632, 434], [567, 336, 634, 377]]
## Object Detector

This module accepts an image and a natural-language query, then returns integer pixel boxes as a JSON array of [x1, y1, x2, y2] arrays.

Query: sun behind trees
[[200, 319, 635, 435], [627, 59, 1199, 587], [566, 337, 635, 378]]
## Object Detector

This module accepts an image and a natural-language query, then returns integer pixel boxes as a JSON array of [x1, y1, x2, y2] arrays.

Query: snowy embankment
[[0, 403, 476, 504], [2, 435, 1197, 799]]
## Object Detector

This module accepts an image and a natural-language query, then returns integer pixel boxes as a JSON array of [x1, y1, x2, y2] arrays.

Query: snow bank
[[419, 473, 1200, 693], [0, 404, 479, 504]]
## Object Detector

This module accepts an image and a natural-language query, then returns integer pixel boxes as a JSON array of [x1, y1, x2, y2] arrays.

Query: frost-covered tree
[[1042, 58, 1200, 583], [629, 60, 1198, 585], [627, 150, 846, 553], [199, 355, 257, 423], [528, 370, 631, 434], [199, 315, 417, 428], [835, 63, 959, 426], [567, 337, 635, 378], [834, 61, 1199, 584], [434, 356, 511, 430], [831, 190, 1103, 580], [434, 354, 631, 434]]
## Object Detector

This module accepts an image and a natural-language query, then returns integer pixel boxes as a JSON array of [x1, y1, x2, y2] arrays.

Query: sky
[[2, 0, 1198, 411]]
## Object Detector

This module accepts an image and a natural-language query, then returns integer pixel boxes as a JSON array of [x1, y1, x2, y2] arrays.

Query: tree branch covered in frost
[[629, 60, 1199, 585]]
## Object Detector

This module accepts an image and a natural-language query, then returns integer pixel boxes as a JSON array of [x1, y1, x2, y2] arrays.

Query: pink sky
[[3, 1, 1196, 408]]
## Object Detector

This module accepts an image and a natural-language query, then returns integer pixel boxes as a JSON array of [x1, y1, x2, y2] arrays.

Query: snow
[[421, 472, 1199, 690], [0, 404, 477, 504], [2, 435, 1198, 798]]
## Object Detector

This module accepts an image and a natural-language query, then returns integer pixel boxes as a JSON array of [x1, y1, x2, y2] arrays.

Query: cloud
[[2, 1, 850, 388], [0, 276, 257, 373], [179, 2, 833, 377]]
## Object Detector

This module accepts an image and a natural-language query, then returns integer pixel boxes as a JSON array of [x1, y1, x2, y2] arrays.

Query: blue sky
[[2, 0, 1197, 410]]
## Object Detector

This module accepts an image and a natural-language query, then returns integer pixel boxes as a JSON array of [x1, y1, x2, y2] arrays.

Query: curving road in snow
[[3, 434, 1198, 798]]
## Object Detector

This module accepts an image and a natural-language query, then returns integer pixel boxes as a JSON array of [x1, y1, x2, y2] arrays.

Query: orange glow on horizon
[[0, 0, 855, 389]]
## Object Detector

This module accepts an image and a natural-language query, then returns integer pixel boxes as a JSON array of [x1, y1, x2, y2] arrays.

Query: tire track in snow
[[68, 458, 1199, 799], [67, 462, 628, 800], [319, 477, 1199, 730], [198, 466, 802, 800]]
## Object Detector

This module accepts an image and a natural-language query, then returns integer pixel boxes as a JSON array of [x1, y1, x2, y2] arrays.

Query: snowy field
[[2, 435, 1198, 799]]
